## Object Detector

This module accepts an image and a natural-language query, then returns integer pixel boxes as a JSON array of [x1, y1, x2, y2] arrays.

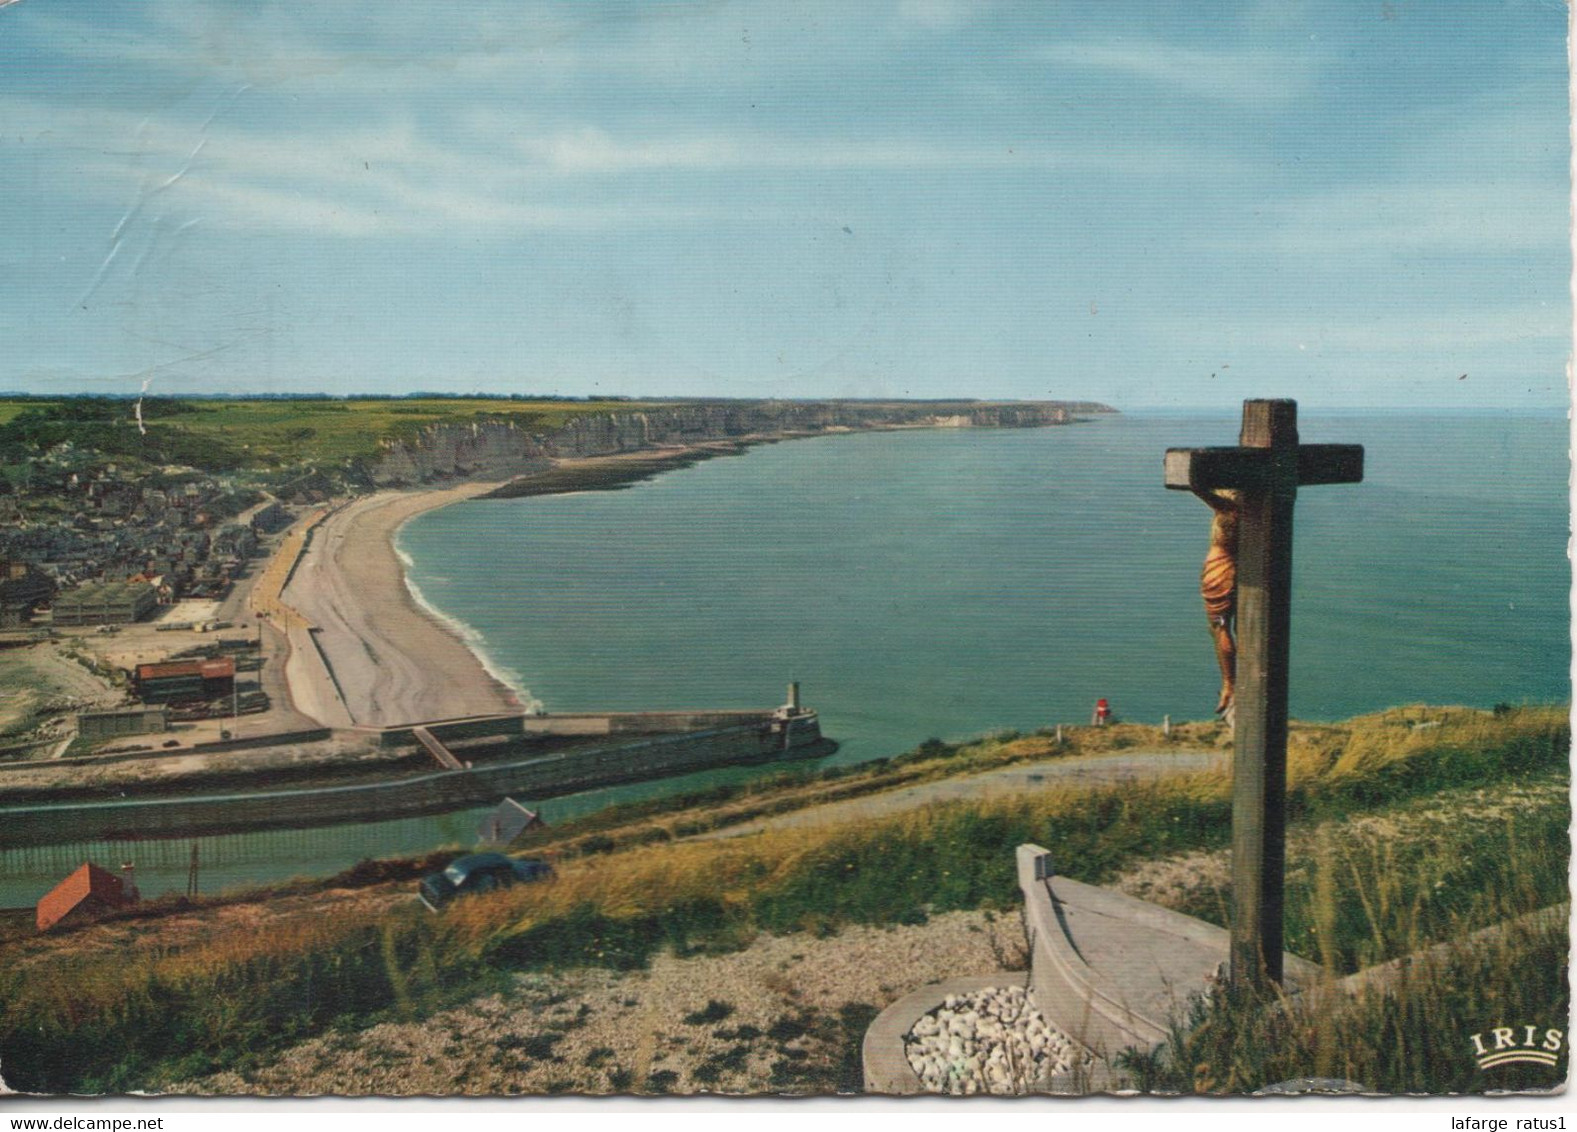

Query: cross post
[[1164, 399, 1363, 988]]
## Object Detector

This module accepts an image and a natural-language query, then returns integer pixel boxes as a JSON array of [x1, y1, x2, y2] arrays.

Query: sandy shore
[[276, 436, 834, 730], [279, 442, 773, 730], [282, 484, 522, 728]]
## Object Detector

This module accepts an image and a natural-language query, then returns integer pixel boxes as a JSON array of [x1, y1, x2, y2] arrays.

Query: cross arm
[[1296, 444, 1364, 486], [1164, 447, 1268, 493], [1164, 443, 1363, 492]]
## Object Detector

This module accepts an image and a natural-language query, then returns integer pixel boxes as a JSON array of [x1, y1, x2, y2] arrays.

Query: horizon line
[[0, 391, 1566, 413]]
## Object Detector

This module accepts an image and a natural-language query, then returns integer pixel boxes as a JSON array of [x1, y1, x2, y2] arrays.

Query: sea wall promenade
[[0, 709, 831, 848]]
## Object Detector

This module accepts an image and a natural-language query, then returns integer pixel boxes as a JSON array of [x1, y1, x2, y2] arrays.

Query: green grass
[[1129, 891, 1569, 1095], [0, 401, 43, 426], [1158, 777, 1570, 972], [167, 398, 660, 467], [0, 705, 1565, 1094], [0, 396, 660, 472], [1114, 767, 1572, 1094]]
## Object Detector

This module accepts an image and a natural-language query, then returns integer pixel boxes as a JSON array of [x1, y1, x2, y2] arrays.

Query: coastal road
[[208, 527, 323, 737], [693, 748, 1228, 841]]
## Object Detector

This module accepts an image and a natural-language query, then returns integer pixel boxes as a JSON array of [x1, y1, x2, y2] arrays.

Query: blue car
[[418, 852, 553, 912]]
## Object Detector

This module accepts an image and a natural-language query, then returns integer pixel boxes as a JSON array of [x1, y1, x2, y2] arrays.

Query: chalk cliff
[[369, 400, 1114, 486]]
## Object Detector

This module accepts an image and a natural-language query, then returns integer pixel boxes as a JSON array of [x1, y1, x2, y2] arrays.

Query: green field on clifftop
[[0, 395, 1098, 475], [0, 397, 659, 471]]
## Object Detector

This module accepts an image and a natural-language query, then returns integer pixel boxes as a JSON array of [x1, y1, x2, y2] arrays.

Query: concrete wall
[[520, 715, 610, 736], [519, 711, 767, 738], [371, 715, 526, 748], [1016, 844, 1165, 1059], [188, 727, 335, 754], [0, 713, 828, 848], [0, 730, 335, 780], [1017, 844, 1321, 1065]]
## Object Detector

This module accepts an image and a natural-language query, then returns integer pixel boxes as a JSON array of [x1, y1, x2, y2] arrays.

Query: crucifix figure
[[1165, 399, 1363, 988], [1193, 486, 1241, 723]]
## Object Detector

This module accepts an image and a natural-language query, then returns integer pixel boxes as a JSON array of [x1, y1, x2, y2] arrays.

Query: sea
[[2, 410, 1567, 906], [399, 409, 1571, 764]]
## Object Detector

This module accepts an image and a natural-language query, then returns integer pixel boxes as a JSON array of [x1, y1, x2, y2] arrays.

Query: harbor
[[0, 745, 821, 908], [0, 697, 830, 851]]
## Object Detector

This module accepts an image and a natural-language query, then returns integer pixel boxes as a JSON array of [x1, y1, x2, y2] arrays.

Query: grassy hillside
[[0, 401, 38, 426], [0, 705, 1565, 1094], [158, 398, 657, 466], [0, 397, 656, 472]]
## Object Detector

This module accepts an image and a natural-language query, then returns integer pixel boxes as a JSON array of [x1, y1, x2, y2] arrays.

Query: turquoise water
[[5, 411, 1564, 906], [401, 411, 1570, 766]]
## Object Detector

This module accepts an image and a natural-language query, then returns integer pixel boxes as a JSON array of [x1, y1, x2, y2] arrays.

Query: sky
[[0, 0, 1570, 408]]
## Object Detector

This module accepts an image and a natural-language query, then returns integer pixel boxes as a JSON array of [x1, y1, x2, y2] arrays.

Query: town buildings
[[0, 560, 54, 628], [51, 580, 159, 626], [0, 443, 293, 620]]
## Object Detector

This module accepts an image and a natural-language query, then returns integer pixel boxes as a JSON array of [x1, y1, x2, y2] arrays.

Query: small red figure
[[1092, 698, 1112, 726]]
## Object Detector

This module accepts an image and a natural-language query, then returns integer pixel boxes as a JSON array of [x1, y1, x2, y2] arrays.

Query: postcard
[[0, 0, 1568, 1106]]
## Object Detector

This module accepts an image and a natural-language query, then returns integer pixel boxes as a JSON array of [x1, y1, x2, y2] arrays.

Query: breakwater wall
[[0, 727, 337, 779], [0, 712, 830, 849], [524, 710, 772, 736], [361, 710, 771, 749]]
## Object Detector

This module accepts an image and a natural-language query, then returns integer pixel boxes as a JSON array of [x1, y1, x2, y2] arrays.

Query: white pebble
[[904, 986, 1091, 1095]]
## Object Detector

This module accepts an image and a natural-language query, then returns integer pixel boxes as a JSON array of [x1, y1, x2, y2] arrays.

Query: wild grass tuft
[[1136, 901, 1569, 1094]]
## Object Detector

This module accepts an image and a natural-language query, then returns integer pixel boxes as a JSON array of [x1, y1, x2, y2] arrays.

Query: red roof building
[[36, 862, 133, 932], [133, 656, 235, 703], [134, 657, 235, 683]]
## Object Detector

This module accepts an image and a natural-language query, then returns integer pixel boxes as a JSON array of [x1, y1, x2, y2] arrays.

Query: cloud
[[507, 125, 1156, 175], [4, 99, 723, 236], [10, 0, 593, 91], [1031, 38, 1317, 106], [4, 86, 1260, 239], [10, 0, 876, 98], [491, 117, 1265, 181]]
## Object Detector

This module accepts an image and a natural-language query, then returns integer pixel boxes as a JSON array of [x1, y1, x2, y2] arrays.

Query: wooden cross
[[1164, 400, 1363, 987]]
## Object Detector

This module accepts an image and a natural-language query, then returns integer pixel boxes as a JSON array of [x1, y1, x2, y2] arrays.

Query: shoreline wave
[[392, 536, 545, 715]]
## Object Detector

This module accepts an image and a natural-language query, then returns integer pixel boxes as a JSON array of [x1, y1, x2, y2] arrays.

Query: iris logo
[[1469, 1025, 1563, 1070]]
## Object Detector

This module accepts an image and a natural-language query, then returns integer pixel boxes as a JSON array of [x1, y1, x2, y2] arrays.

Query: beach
[[282, 483, 523, 728], [264, 441, 800, 730]]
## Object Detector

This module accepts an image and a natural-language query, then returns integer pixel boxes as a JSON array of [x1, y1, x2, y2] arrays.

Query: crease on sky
[[15, 95, 1268, 237]]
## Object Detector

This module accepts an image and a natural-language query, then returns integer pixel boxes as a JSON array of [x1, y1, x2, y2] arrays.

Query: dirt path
[[695, 748, 1227, 841]]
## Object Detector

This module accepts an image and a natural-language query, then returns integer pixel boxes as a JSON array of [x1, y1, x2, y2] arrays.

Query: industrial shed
[[77, 704, 170, 742], [52, 580, 157, 626], [134, 657, 235, 703]]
